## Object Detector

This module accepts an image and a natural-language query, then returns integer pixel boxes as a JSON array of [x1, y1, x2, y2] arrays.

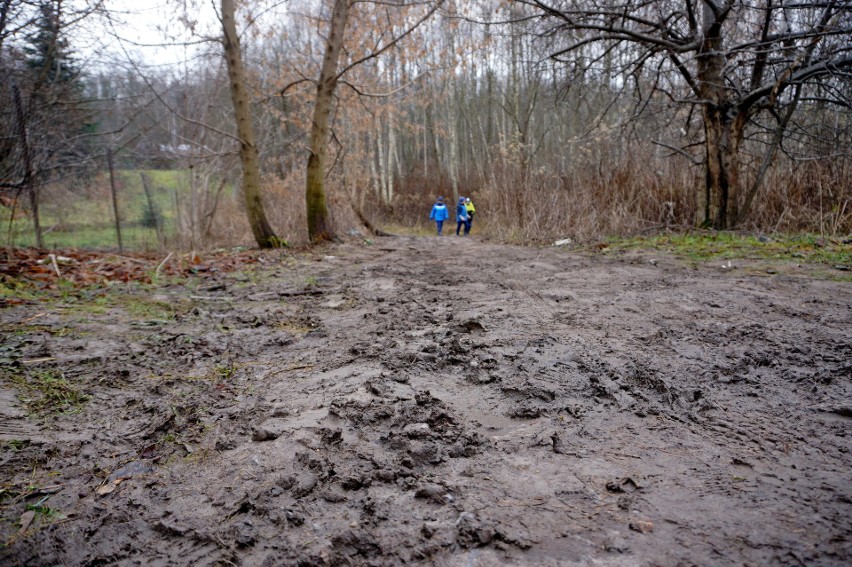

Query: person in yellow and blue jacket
[[464, 197, 475, 234], [456, 197, 469, 236]]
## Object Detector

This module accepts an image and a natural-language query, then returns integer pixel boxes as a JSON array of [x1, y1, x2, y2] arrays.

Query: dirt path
[[1, 236, 850, 566]]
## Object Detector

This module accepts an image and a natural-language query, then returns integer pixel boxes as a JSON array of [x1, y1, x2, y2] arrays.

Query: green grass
[[6, 223, 163, 250], [602, 232, 850, 267], [1, 168, 233, 250], [124, 296, 183, 321], [0, 282, 42, 303], [8, 369, 89, 416]]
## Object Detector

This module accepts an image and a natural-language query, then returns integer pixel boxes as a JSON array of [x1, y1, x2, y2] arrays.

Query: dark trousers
[[435, 220, 444, 235], [456, 220, 466, 235]]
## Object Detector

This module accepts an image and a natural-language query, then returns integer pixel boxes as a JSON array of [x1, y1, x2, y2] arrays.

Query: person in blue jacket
[[429, 196, 449, 235], [456, 197, 469, 236]]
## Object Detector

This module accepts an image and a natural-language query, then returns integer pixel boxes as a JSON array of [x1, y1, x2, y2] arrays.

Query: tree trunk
[[306, 0, 350, 242], [106, 147, 123, 252], [697, 3, 735, 230], [140, 172, 164, 249], [11, 84, 42, 248], [221, 0, 278, 248], [703, 107, 746, 229]]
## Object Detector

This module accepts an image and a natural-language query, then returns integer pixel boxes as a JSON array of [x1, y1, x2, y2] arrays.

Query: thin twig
[[155, 252, 174, 279], [49, 254, 61, 277]]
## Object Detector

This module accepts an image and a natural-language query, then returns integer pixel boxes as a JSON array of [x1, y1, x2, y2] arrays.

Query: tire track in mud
[[1, 236, 849, 566]]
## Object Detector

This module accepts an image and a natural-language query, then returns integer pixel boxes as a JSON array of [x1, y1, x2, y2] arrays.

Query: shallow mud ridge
[[1, 237, 850, 566]]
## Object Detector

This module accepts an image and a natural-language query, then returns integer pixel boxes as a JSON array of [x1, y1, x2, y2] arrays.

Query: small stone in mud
[[629, 520, 654, 533], [403, 423, 431, 438], [285, 509, 305, 526], [292, 473, 318, 498]]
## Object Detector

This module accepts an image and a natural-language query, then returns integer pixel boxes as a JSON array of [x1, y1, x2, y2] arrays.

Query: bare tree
[[220, 0, 279, 247], [1, 0, 102, 245], [517, 0, 852, 229], [303, 0, 444, 242]]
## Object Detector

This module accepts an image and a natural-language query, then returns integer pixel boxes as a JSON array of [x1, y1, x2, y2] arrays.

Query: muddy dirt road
[[1, 236, 850, 566]]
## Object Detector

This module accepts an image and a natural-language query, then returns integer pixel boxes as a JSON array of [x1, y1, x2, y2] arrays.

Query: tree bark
[[11, 84, 42, 248], [697, 2, 739, 229], [221, 0, 278, 248], [306, 0, 350, 242], [140, 172, 165, 249], [106, 147, 123, 252]]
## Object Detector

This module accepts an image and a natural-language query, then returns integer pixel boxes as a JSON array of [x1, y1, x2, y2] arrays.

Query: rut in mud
[[1, 236, 850, 566]]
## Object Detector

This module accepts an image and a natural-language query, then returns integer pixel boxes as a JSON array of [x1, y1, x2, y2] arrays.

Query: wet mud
[[1, 237, 850, 565]]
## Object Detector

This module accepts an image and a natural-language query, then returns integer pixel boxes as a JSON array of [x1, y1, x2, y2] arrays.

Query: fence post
[[107, 147, 123, 252]]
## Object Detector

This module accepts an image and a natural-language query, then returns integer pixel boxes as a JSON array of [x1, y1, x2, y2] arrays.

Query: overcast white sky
[[80, 0, 221, 70]]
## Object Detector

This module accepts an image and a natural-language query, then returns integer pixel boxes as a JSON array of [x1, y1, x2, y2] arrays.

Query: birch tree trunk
[[221, 0, 278, 248], [386, 109, 397, 204]]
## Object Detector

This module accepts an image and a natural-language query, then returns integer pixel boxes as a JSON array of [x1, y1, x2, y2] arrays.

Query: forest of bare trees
[[1, 0, 850, 249]]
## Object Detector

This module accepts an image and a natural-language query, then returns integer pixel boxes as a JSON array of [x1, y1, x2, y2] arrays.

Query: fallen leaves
[[18, 510, 35, 533], [1, 247, 266, 294], [95, 480, 122, 496]]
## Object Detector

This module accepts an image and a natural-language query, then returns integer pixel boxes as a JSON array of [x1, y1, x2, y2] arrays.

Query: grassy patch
[[602, 232, 850, 267], [8, 369, 89, 416], [5, 222, 163, 250], [3, 439, 29, 452], [124, 297, 182, 321], [0, 168, 230, 251], [25, 498, 63, 521], [212, 363, 237, 381], [0, 281, 43, 304]]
